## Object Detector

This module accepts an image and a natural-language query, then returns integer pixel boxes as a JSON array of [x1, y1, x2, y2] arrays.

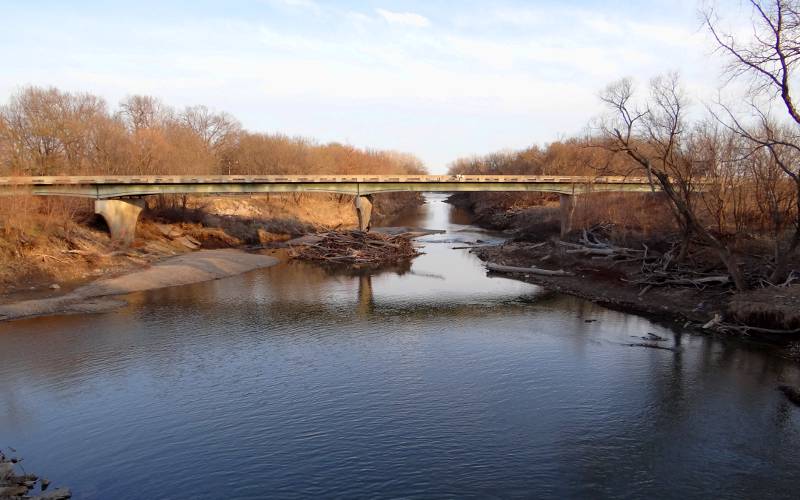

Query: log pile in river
[[289, 231, 420, 266]]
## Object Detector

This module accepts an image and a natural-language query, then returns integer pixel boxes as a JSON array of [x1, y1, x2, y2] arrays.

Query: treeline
[[0, 87, 426, 177], [451, 1, 800, 290], [451, 130, 797, 276], [449, 138, 628, 177]]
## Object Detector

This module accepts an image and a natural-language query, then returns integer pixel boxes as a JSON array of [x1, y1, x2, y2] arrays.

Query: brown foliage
[[0, 86, 427, 284]]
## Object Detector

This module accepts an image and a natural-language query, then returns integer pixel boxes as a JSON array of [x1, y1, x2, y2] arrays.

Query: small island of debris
[[289, 230, 420, 267]]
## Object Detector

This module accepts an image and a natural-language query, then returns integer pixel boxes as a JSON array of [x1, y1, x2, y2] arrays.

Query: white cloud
[[266, 0, 321, 14], [376, 9, 431, 28]]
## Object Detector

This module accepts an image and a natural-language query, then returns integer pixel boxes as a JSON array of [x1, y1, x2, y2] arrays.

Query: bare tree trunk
[[653, 170, 748, 290], [769, 229, 800, 283], [677, 228, 692, 262]]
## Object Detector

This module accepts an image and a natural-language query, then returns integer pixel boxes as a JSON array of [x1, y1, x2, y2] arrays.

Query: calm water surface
[[1, 194, 799, 499]]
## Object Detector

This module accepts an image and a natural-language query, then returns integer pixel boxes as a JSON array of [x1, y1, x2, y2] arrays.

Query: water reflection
[[0, 194, 798, 499]]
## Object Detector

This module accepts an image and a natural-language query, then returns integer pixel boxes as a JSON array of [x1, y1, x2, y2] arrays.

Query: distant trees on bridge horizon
[[0, 88, 426, 179]]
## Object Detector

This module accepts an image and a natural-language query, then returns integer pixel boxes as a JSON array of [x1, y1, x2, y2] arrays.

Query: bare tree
[[599, 75, 747, 290], [705, 0, 800, 283], [181, 105, 241, 152], [118, 95, 170, 132]]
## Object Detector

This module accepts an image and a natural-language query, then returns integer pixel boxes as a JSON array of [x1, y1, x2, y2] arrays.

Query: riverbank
[[0, 193, 422, 300], [473, 241, 800, 359], [0, 249, 279, 321], [447, 194, 800, 348]]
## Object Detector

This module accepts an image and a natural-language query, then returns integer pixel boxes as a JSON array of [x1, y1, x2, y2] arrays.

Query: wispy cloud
[[0, 0, 740, 170], [266, 0, 321, 14], [376, 9, 431, 28]]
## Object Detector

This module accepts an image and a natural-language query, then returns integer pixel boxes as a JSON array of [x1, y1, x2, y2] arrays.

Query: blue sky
[[1, 1, 744, 172]]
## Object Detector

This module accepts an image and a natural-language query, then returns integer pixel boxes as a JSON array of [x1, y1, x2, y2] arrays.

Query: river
[[1, 194, 799, 499]]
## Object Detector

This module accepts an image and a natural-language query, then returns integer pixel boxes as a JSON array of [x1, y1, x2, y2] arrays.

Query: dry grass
[[0, 192, 420, 293]]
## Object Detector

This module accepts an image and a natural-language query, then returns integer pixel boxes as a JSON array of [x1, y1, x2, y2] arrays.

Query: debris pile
[[289, 231, 419, 266]]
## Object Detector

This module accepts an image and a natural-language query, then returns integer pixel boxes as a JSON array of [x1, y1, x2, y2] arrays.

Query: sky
[[0, 0, 749, 172]]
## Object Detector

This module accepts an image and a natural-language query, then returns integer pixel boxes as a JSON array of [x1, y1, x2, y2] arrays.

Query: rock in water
[[1, 450, 70, 499], [31, 487, 72, 499]]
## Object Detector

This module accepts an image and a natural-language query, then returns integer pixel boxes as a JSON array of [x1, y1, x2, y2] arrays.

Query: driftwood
[[486, 262, 573, 276], [556, 239, 648, 260], [631, 332, 668, 342], [566, 247, 615, 256], [718, 323, 800, 335], [452, 244, 497, 250], [699, 313, 800, 335], [289, 230, 419, 265], [635, 275, 730, 288], [623, 342, 680, 352], [703, 313, 723, 329]]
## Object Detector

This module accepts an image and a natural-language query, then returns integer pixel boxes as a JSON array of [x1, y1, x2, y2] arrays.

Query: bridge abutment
[[559, 194, 575, 238], [95, 199, 145, 245], [354, 195, 373, 231]]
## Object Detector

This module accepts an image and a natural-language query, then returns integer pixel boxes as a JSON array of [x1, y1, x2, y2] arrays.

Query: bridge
[[0, 174, 658, 243]]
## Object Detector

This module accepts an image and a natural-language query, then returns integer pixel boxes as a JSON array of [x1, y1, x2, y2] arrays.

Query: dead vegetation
[[0, 85, 426, 291], [476, 221, 800, 337], [445, 2, 800, 341], [450, 1, 800, 297], [289, 231, 419, 267]]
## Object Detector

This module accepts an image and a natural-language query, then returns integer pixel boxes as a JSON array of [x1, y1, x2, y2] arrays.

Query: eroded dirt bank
[[0, 250, 279, 321]]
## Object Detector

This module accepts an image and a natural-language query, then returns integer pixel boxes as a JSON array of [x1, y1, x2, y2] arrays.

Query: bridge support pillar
[[559, 194, 575, 238], [354, 194, 373, 232], [95, 199, 145, 245]]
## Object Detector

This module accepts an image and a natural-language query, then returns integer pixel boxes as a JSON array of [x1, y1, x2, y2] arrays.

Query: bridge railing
[[0, 174, 656, 185]]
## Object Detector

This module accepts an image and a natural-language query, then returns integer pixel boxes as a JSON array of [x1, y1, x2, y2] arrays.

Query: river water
[[1, 194, 799, 499]]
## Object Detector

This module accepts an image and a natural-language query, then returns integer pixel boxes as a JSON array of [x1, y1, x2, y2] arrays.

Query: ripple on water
[[0, 194, 799, 499]]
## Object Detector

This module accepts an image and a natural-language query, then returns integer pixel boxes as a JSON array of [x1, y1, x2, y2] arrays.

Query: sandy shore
[[0, 249, 279, 321]]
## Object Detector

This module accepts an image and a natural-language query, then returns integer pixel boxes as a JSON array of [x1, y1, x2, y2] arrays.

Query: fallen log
[[633, 275, 730, 288], [486, 262, 574, 276], [716, 323, 800, 335], [451, 242, 503, 250], [566, 247, 615, 256], [623, 342, 680, 352]]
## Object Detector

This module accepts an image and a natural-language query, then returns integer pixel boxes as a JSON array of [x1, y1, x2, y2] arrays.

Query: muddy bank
[[0, 250, 279, 321], [472, 240, 800, 358], [446, 194, 800, 342], [476, 241, 720, 323]]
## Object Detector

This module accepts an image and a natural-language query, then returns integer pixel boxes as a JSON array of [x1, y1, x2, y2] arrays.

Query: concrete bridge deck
[[0, 174, 656, 197], [0, 174, 659, 243]]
